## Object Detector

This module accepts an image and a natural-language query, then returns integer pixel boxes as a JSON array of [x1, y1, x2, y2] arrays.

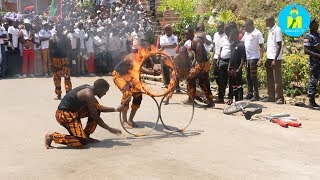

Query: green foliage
[[282, 54, 309, 91], [257, 54, 309, 97], [218, 10, 236, 23], [297, 0, 320, 20], [81, 1, 96, 16], [158, 0, 199, 25], [159, 0, 207, 42]]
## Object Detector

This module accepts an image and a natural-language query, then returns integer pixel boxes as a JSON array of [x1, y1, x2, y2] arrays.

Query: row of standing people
[[156, 17, 284, 106]]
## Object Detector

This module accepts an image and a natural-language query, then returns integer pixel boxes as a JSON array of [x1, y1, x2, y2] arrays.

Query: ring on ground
[[159, 93, 195, 132], [119, 92, 160, 137]]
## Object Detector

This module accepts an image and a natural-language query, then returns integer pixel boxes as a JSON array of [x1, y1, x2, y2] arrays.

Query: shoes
[[243, 108, 263, 120], [276, 98, 285, 104], [54, 95, 61, 100], [308, 98, 320, 110], [175, 86, 182, 93], [89, 73, 96, 77], [194, 96, 204, 102], [44, 73, 49, 78], [244, 94, 253, 100], [161, 84, 168, 88], [260, 97, 275, 102], [250, 97, 259, 101], [29, 74, 35, 77], [22, 74, 27, 78], [205, 101, 215, 108]]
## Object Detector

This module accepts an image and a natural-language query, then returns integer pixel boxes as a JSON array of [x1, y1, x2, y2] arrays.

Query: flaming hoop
[[119, 47, 194, 137], [130, 47, 178, 97]]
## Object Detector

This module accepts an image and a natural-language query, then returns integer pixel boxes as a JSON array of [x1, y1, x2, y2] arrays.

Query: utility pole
[[35, 0, 38, 14]]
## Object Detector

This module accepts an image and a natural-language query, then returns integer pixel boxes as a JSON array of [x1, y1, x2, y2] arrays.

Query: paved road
[[0, 77, 320, 179]]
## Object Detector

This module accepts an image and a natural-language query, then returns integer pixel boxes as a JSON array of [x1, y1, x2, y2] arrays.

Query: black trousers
[[228, 68, 243, 101], [6, 49, 22, 77], [246, 59, 259, 98], [217, 59, 229, 99]]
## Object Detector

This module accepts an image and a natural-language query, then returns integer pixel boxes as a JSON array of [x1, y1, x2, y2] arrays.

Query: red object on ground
[[271, 118, 288, 128], [287, 121, 302, 127]]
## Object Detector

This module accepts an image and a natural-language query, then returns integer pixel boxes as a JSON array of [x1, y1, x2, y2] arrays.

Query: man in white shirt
[[85, 30, 95, 76], [213, 22, 226, 102], [130, 24, 144, 51], [0, 23, 8, 78], [216, 24, 232, 103], [204, 35, 214, 55], [241, 19, 264, 101], [94, 30, 108, 75], [66, 25, 80, 76], [108, 28, 121, 71], [7, 20, 21, 78], [33, 25, 43, 76], [39, 22, 52, 77], [160, 24, 178, 87], [119, 29, 129, 55], [74, 22, 87, 76], [262, 16, 284, 104]]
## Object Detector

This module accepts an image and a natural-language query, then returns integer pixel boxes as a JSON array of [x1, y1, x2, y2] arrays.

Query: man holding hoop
[[112, 51, 161, 129]]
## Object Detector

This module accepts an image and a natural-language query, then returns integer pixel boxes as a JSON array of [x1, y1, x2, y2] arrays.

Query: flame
[[129, 46, 178, 97]]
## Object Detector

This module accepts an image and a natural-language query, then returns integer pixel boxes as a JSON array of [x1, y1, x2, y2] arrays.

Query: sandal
[[226, 99, 233, 105]]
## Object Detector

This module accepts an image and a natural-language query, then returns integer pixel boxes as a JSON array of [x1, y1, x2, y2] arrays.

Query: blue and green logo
[[278, 4, 310, 37]]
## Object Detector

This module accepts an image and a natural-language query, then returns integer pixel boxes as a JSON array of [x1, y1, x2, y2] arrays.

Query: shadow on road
[[126, 129, 203, 140], [53, 139, 131, 150], [247, 103, 267, 109], [88, 139, 131, 148]]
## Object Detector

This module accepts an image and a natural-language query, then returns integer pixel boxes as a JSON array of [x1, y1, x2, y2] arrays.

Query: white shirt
[[267, 25, 283, 60], [39, 29, 52, 49], [34, 32, 41, 50], [241, 28, 264, 60], [74, 28, 86, 49], [184, 39, 192, 51], [67, 32, 78, 50], [131, 30, 144, 48], [220, 36, 231, 59], [119, 34, 129, 53], [108, 34, 121, 52], [0, 27, 8, 44], [94, 35, 107, 51], [160, 34, 178, 57], [50, 28, 56, 39], [85, 36, 94, 53], [204, 43, 213, 55], [8, 26, 19, 48], [213, 32, 226, 59]]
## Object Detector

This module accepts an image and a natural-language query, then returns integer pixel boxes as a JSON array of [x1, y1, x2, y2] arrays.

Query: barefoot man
[[163, 46, 192, 104], [45, 79, 124, 149], [183, 24, 215, 107], [112, 51, 161, 129]]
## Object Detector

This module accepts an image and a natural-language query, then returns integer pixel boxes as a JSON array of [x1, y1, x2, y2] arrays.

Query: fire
[[129, 46, 178, 97]]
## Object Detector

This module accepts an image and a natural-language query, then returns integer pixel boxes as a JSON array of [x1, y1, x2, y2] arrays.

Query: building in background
[[2, 0, 51, 14]]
